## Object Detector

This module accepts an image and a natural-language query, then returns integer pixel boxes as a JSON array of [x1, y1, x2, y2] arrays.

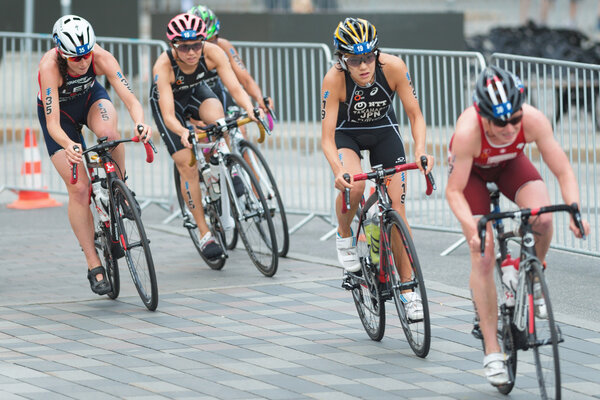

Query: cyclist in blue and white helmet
[[38, 15, 152, 297]]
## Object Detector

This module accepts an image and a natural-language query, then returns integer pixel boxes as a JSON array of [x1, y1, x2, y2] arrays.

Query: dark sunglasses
[[492, 114, 523, 127], [65, 51, 93, 62], [343, 52, 376, 68], [173, 42, 203, 53]]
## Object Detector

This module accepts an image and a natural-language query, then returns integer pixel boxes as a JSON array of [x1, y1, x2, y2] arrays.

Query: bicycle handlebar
[[263, 96, 276, 130], [352, 156, 436, 195], [341, 156, 436, 214], [70, 125, 156, 184], [191, 108, 268, 144], [477, 202, 586, 256]]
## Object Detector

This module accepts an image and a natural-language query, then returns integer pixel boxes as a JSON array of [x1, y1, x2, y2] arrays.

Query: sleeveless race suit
[[150, 49, 218, 155], [37, 50, 111, 156], [449, 113, 542, 214], [334, 64, 406, 168]]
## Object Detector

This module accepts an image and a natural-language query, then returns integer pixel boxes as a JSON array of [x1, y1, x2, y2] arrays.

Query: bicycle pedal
[[471, 325, 483, 340], [341, 276, 359, 291]]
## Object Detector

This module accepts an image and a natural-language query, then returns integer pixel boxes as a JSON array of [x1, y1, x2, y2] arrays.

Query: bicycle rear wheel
[[351, 208, 385, 341], [111, 180, 158, 311], [528, 261, 560, 400], [238, 140, 289, 257], [173, 167, 226, 270], [224, 153, 278, 276], [384, 210, 431, 358], [94, 225, 120, 300]]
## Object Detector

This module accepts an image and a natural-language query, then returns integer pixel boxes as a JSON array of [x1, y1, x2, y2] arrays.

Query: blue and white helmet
[[52, 15, 96, 57]]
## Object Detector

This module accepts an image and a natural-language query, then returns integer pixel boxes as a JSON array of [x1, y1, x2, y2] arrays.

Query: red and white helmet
[[166, 13, 206, 42]]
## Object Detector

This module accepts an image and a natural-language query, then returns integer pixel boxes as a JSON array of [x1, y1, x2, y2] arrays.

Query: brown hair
[[56, 51, 68, 85]]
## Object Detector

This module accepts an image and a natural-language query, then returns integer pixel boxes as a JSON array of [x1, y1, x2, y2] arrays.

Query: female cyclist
[[150, 13, 261, 260], [320, 17, 434, 320], [189, 4, 272, 115], [37, 15, 152, 296]]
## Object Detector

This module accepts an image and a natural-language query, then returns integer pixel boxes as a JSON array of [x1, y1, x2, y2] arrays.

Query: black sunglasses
[[492, 114, 523, 127]]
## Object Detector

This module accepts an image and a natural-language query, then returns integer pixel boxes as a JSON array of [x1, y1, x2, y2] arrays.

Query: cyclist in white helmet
[[37, 15, 152, 296]]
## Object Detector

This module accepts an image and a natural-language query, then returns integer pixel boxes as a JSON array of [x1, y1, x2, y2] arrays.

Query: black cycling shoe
[[87, 266, 111, 295], [232, 175, 246, 197], [199, 233, 224, 260]]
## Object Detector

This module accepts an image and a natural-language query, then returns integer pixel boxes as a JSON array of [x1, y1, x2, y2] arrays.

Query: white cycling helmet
[[52, 15, 96, 57]]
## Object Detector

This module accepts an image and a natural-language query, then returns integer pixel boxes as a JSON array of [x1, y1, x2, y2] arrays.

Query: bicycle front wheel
[[238, 140, 289, 257], [384, 211, 431, 358], [528, 261, 561, 400], [351, 208, 385, 341], [111, 180, 158, 311], [173, 167, 226, 270], [224, 153, 278, 277]]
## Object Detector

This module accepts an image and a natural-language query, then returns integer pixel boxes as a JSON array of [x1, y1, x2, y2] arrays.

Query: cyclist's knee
[[176, 162, 199, 180], [533, 213, 553, 233], [350, 181, 365, 200], [94, 128, 120, 141], [68, 182, 90, 203]]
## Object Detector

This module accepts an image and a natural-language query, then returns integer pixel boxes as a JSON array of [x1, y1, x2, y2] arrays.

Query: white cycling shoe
[[401, 291, 424, 321], [483, 352, 509, 386], [336, 235, 361, 273]]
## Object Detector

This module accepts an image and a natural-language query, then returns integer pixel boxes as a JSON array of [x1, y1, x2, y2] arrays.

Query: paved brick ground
[[0, 202, 599, 399]]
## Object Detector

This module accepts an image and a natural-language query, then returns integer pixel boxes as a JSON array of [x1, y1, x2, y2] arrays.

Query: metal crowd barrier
[[492, 53, 599, 256], [0, 32, 170, 209], [0, 31, 597, 257], [232, 41, 334, 234]]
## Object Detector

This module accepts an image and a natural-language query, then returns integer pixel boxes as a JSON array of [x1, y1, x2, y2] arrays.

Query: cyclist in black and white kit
[[321, 18, 434, 320], [189, 5, 272, 115], [150, 13, 261, 260]]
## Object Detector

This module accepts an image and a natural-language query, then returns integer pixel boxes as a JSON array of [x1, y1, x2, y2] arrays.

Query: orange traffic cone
[[7, 128, 62, 209]]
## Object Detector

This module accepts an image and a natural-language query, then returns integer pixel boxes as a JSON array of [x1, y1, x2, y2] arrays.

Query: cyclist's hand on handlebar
[[569, 215, 590, 239], [181, 127, 193, 149], [335, 171, 353, 192], [259, 97, 273, 114], [65, 142, 82, 165], [416, 153, 434, 174], [135, 123, 152, 144], [247, 107, 264, 122]]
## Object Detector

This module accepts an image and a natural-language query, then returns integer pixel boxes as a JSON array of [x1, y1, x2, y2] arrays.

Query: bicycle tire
[[528, 261, 561, 400], [383, 210, 431, 358], [491, 263, 518, 394], [351, 206, 385, 341], [94, 225, 120, 300], [238, 139, 290, 257], [173, 167, 226, 270], [111, 180, 158, 311], [224, 153, 278, 276]]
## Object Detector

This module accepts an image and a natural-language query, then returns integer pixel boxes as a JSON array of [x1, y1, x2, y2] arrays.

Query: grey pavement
[[0, 194, 599, 399]]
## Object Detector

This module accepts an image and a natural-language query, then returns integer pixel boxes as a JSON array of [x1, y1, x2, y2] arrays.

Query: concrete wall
[[151, 12, 464, 51]]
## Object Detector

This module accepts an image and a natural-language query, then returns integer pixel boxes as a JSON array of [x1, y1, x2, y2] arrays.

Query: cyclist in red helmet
[[150, 13, 262, 261], [446, 65, 590, 386]]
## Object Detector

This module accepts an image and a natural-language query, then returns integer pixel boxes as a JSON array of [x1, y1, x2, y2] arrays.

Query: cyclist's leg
[[85, 84, 125, 178], [38, 97, 104, 283], [172, 149, 211, 237], [498, 153, 551, 262]]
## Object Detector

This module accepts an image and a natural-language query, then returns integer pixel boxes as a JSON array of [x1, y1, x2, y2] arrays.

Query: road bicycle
[[222, 99, 289, 257], [173, 110, 279, 276], [473, 183, 586, 399], [342, 157, 436, 357], [71, 126, 159, 311]]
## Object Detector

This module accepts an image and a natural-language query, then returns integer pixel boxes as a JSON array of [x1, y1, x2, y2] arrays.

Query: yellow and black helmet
[[333, 17, 378, 55]]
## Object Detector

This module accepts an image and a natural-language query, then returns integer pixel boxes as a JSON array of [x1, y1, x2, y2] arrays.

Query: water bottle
[[364, 207, 380, 264], [501, 254, 519, 307], [91, 178, 109, 222], [205, 155, 221, 201]]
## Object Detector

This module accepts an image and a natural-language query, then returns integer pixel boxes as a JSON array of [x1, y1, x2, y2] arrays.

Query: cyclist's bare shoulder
[[521, 103, 552, 143], [38, 49, 60, 74], [379, 52, 405, 69], [452, 106, 481, 157], [322, 65, 345, 98], [214, 37, 233, 52], [90, 45, 119, 76]]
